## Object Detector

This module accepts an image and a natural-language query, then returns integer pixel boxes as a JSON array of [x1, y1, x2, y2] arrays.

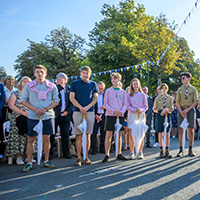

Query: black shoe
[[63, 154, 72, 159], [160, 150, 164, 158], [91, 150, 98, 155], [102, 155, 109, 163], [188, 149, 196, 157], [146, 144, 152, 148], [117, 154, 127, 161], [165, 150, 172, 158], [177, 150, 184, 157]]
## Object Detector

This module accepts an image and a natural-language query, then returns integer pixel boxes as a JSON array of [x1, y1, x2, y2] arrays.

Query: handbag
[[15, 115, 28, 135]]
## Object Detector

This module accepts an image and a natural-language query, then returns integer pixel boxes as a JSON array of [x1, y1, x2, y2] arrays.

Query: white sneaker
[[153, 142, 159, 148], [25, 158, 36, 163], [16, 157, 25, 165], [137, 151, 144, 159], [128, 152, 135, 160]]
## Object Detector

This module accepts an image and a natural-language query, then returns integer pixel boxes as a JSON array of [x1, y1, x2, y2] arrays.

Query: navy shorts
[[28, 118, 54, 137], [104, 116, 124, 131]]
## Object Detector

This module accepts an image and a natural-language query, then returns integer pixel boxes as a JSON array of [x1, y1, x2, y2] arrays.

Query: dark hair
[[80, 66, 92, 73], [180, 72, 191, 78]]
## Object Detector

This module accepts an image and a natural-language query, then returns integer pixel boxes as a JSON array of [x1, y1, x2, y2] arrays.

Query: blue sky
[[0, 0, 199, 77]]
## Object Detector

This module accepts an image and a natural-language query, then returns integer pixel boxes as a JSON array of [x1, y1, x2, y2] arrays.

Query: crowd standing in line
[[0, 67, 199, 172]]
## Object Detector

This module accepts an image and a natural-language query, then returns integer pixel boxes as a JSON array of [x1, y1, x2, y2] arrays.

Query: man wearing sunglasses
[[176, 72, 198, 157]]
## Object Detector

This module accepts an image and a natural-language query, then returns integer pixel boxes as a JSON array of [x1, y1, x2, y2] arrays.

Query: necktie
[[185, 86, 189, 99], [161, 95, 167, 108]]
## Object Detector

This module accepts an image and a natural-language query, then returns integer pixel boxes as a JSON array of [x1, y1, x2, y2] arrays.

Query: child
[[153, 83, 174, 158], [102, 72, 127, 163], [127, 78, 148, 159]]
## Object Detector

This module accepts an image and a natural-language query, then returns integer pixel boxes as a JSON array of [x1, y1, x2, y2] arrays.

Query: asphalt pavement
[[1, 138, 200, 200]]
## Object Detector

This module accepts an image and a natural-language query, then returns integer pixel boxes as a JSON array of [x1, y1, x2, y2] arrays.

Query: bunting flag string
[[51, 0, 199, 82], [157, 0, 199, 65]]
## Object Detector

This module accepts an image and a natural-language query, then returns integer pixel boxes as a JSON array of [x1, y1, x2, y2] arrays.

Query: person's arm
[[152, 97, 158, 113], [127, 94, 137, 113], [83, 92, 98, 112], [104, 90, 115, 114], [120, 92, 127, 115], [0, 84, 5, 111], [8, 93, 28, 117]]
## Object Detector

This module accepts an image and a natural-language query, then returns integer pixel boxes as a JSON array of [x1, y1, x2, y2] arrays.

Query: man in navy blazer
[[50, 73, 73, 159], [0, 82, 5, 158], [91, 82, 106, 154]]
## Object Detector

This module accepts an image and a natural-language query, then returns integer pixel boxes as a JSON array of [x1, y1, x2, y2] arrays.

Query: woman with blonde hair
[[6, 76, 33, 165], [127, 78, 148, 159]]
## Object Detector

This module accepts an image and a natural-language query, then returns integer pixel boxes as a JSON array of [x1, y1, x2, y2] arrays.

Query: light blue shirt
[[21, 81, 59, 120]]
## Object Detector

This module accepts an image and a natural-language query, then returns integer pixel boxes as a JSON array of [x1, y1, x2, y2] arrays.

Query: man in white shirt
[[91, 82, 106, 154]]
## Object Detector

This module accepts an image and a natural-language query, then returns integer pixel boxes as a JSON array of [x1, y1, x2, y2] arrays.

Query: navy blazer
[[54, 84, 73, 119], [145, 95, 153, 117], [94, 92, 105, 115], [0, 83, 5, 118]]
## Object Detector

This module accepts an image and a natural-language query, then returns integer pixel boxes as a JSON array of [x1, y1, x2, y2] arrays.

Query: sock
[[166, 147, 169, 150], [180, 146, 182, 152], [189, 146, 192, 151], [27, 162, 32, 165], [44, 160, 49, 164], [160, 147, 163, 150]]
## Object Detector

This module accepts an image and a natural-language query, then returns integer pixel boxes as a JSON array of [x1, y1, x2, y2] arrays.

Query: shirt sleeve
[[120, 91, 127, 114], [21, 84, 29, 102], [69, 81, 75, 93], [193, 88, 198, 101], [52, 86, 60, 102], [153, 97, 158, 111], [141, 93, 148, 113], [93, 82, 98, 94], [104, 89, 115, 113], [127, 94, 137, 113], [0, 83, 5, 111], [176, 88, 181, 102]]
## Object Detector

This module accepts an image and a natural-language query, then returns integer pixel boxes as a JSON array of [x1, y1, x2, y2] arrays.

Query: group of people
[[0, 64, 199, 172]]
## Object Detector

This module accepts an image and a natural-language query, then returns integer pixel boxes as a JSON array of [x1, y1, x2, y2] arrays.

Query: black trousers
[[50, 115, 70, 156], [145, 115, 152, 145], [91, 114, 106, 152]]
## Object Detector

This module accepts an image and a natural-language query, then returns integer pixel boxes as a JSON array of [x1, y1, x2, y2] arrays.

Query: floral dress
[[6, 90, 37, 158]]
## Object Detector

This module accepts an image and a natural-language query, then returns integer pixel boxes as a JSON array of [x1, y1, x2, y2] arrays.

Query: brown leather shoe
[[84, 158, 91, 165], [75, 159, 81, 167]]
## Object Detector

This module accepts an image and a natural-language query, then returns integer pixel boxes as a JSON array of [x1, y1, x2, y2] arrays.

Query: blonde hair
[[125, 86, 130, 93], [3, 75, 15, 86], [129, 78, 143, 97], [110, 72, 122, 81], [17, 76, 32, 90]]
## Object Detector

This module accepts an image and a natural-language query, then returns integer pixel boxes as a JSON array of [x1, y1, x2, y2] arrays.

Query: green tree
[[15, 27, 85, 80], [0, 66, 6, 81]]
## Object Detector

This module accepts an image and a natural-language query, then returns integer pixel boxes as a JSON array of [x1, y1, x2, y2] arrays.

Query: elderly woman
[[6, 76, 32, 165]]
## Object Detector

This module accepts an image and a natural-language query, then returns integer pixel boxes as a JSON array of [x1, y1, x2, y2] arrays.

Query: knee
[[43, 136, 50, 144], [28, 137, 36, 144]]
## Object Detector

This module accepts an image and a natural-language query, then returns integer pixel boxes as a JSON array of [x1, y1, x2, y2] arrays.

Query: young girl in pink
[[127, 78, 148, 159]]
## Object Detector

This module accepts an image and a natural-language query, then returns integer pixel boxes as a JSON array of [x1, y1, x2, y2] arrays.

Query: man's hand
[[114, 110, 122, 116], [181, 111, 187, 118], [80, 107, 87, 116], [100, 105, 105, 109], [35, 108, 45, 116], [61, 111, 68, 117], [95, 115, 102, 122]]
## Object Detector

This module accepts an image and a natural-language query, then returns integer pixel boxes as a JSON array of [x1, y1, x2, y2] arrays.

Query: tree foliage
[[14, 27, 85, 80]]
